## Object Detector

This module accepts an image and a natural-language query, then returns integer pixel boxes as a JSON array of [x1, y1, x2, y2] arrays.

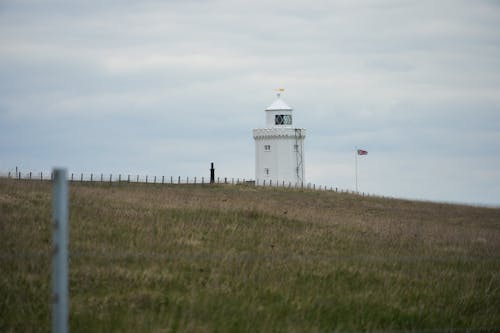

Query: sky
[[1, 0, 499, 206]]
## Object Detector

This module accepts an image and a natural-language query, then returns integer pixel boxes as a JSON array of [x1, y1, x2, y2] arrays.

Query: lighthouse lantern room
[[253, 90, 306, 185]]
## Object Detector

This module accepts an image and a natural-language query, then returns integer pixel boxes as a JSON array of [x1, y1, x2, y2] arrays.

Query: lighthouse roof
[[266, 95, 292, 111]]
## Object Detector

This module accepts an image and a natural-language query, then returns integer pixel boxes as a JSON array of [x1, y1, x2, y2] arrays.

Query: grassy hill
[[1, 178, 500, 332]]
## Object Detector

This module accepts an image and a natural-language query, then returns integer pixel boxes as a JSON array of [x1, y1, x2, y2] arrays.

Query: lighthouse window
[[264, 145, 271, 151], [294, 144, 299, 152], [264, 168, 270, 175], [275, 114, 292, 125]]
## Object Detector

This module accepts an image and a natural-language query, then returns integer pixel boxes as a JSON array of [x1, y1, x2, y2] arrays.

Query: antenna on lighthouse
[[275, 88, 285, 98]]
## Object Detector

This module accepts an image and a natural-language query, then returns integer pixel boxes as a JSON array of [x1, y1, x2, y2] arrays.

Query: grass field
[[1, 178, 500, 332]]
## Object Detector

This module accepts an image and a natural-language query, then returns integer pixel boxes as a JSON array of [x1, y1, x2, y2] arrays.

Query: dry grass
[[1, 178, 500, 332]]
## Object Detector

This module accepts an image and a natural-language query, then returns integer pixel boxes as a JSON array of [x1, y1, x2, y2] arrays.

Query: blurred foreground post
[[51, 168, 68, 333]]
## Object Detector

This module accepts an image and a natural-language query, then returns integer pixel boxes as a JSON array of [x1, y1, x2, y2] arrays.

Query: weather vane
[[275, 88, 285, 97]]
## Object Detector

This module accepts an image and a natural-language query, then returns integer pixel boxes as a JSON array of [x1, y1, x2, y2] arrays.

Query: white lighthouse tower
[[253, 90, 306, 185]]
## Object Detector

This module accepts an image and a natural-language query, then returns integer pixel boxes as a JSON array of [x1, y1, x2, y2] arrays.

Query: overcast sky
[[1, 0, 499, 205]]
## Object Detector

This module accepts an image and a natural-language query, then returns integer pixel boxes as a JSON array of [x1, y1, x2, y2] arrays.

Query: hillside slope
[[1, 179, 500, 332]]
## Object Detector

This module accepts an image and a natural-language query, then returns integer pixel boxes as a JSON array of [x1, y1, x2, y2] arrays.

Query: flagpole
[[355, 147, 358, 192]]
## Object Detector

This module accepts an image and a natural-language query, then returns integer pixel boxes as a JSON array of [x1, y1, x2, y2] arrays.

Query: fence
[[0, 168, 382, 199], [2, 170, 245, 186]]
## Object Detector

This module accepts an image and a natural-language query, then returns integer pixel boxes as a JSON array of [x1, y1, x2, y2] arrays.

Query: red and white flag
[[357, 149, 368, 155]]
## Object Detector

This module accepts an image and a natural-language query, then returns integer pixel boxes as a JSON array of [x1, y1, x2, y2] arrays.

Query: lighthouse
[[253, 90, 306, 185]]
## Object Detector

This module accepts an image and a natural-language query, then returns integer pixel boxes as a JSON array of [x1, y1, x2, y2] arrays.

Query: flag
[[357, 149, 368, 155]]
